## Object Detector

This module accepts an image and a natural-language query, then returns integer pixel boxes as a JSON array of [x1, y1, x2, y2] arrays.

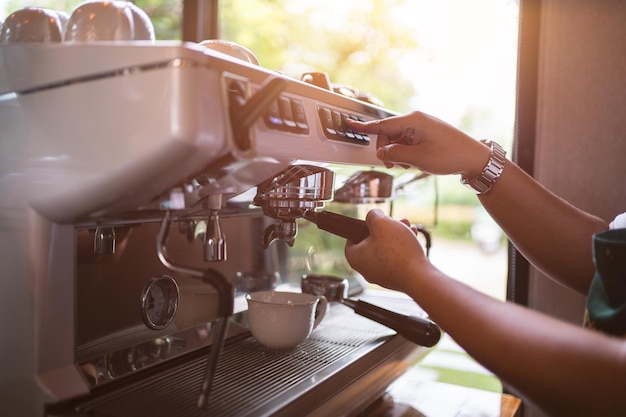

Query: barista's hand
[[346, 111, 489, 179], [344, 209, 433, 293]]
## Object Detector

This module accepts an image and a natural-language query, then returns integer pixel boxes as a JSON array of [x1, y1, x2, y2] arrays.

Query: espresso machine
[[0, 5, 439, 416]]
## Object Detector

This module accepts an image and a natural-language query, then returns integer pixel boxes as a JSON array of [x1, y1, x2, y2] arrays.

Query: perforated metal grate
[[74, 307, 397, 417]]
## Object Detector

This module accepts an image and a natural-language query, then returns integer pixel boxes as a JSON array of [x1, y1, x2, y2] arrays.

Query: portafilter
[[254, 164, 334, 248], [254, 165, 377, 248], [302, 274, 441, 347]]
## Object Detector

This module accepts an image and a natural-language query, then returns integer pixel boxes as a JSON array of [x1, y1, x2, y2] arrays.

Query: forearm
[[405, 267, 626, 417], [477, 160, 608, 294]]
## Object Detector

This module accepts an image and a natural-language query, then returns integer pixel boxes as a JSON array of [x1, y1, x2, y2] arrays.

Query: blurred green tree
[[134, 0, 182, 40]]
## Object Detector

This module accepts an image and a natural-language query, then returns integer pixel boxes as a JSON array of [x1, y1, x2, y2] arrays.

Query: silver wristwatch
[[460, 140, 506, 194]]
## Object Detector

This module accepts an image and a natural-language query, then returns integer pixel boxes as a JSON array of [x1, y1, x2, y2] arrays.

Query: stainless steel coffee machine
[[0, 33, 438, 416]]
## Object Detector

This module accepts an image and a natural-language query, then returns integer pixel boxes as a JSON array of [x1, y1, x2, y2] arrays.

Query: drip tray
[[69, 304, 420, 417]]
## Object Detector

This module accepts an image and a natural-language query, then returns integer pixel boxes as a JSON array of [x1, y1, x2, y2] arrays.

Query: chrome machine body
[[0, 37, 432, 416]]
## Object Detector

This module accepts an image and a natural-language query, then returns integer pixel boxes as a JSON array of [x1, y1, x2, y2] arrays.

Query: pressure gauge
[[141, 275, 179, 330]]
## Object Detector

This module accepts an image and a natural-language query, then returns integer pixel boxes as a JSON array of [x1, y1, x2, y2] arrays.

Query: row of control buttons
[[264, 96, 309, 134], [317, 106, 370, 145], [260, 93, 371, 147]]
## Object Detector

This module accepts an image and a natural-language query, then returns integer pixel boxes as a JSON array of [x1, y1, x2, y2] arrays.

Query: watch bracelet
[[460, 140, 506, 194]]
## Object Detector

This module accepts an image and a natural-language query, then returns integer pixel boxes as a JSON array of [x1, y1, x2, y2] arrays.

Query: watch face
[[141, 275, 179, 330]]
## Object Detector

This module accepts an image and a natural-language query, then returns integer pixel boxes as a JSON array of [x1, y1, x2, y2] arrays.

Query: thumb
[[365, 209, 389, 235], [377, 144, 412, 168]]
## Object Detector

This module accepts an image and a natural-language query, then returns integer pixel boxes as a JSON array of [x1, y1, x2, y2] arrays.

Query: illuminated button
[[265, 100, 283, 127]]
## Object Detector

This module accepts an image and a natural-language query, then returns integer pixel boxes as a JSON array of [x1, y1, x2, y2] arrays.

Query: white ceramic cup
[[127, 1, 155, 41], [246, 291, 327, 350], [199, 39, 260, 65], [0, 7, 68, 43]]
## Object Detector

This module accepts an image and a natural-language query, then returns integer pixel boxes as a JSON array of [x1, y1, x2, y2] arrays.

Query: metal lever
[[229, 75, 288, 151]]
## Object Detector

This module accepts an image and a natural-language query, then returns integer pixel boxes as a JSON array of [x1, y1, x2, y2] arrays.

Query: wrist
[[462, 140, 491, 179]]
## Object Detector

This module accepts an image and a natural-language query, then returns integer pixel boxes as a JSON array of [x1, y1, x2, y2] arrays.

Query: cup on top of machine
[[64, 0, 155, 42], [246, 291, 327, 350], [0, 7, 68, 43], [198, 39, 260, 65]]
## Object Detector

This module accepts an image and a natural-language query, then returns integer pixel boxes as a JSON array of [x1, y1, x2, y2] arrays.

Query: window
[[217, 0, 518, 297]]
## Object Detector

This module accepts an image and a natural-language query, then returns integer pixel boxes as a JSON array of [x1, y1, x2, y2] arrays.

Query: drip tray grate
[[74, 306, 398, 417]]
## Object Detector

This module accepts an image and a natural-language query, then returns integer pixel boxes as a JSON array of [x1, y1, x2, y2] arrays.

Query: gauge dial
[[141, 275, 179, 330]]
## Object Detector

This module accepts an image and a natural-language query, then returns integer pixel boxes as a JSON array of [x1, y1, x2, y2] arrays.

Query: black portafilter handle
[[303, 210, 370, 243], [342, 299, 441, 347]]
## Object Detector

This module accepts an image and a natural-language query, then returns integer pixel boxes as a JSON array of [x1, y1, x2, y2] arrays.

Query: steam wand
[[157, 211, 233, 409]]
